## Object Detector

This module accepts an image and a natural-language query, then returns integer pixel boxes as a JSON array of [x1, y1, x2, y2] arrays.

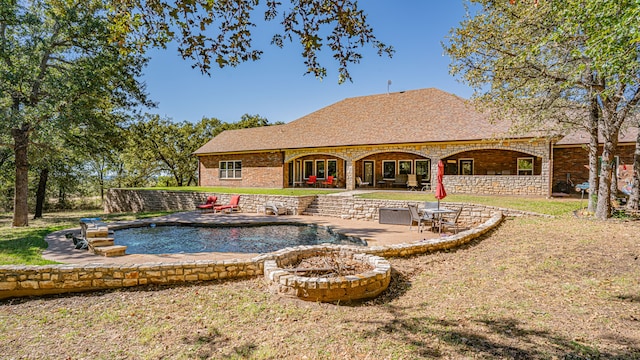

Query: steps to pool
[[80, 218, 126, 257]]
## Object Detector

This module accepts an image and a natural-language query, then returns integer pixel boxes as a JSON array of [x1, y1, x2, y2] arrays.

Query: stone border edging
[[0, 212, 503, 300], [263, 248, 391, 302]]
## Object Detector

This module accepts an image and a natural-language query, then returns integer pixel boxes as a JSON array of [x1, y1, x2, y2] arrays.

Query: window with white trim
[[398, 160, 412, 175], [304, 160, 314, 179], [219, 160, 242, 179], [327, 159, 337, 177], [383, 161, 396, 179], [316, 160, 326, 179], [459, 159, 474, 175], [517, 157, 533, 175]]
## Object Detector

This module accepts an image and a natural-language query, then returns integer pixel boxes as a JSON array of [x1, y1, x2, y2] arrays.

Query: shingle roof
[[193, 88, 534, 155], [556, 125, 638, 145]]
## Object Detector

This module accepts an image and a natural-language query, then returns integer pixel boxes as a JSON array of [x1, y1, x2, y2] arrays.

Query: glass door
[[363, 161, 374, 184]]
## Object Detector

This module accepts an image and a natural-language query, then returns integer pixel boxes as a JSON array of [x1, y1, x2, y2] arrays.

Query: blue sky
[[140, 1, 473, 124]]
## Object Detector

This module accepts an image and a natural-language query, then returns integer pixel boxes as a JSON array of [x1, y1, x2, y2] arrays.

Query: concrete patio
[[44, 211, 444, 265]]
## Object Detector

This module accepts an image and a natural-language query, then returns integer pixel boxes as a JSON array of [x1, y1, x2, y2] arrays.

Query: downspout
[[548, 139, 554, 198], [197, 156, 201, 186]]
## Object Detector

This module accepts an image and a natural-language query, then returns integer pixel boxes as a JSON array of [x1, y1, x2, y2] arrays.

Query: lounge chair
[[214, 195, 241, 213], [196, 196, 217, 212], [356, 176, 370, 187], [264, 201, 287, 215], [408, 204, 432, 232]]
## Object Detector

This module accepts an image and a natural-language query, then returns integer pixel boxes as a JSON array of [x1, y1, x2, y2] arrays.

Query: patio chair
[[264, 201, 287, 215], [214, 195, 241, 213], [407, 174, 419, 191], [305, 175, 317, 187], [440, 207, 463, 234], [408, 204, 432, 232], [393, 174, 408, 187], [321, 175, 334, 188], [196, 196, 217, 212], [356, 176, 370, 187]]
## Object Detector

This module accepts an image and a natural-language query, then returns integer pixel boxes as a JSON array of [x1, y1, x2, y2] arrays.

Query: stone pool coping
[[0, 211, 503, 299]]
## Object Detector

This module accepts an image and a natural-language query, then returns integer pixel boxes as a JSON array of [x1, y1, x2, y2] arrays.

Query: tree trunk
[[34, 167, 49, 219], [628, 126, 640, 210], [11, 124, 30, 227], [587, 96, 599, 213], [595, 133, 619, 220]]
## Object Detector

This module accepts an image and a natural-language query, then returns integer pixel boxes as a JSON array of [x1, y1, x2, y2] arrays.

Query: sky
[[140, 1, 473, 124]]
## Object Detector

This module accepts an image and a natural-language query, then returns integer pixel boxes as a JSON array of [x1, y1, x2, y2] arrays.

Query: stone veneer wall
[[442, 174, 547, 196], [104, 189, 544, 222], [0, 213, 503, 299], [104, 189, 316, 215]]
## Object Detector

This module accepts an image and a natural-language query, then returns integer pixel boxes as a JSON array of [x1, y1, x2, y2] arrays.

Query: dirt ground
[[1, 215, 639, 359]]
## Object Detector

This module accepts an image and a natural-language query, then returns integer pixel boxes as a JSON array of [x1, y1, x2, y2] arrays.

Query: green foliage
[[110, 0, 393, 83], [117, 113, 278, 188], [1, 0, 151, 225], [444, 0, 640, 219]]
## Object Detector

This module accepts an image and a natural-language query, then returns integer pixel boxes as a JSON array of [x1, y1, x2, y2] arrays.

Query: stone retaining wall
[[0, 213, 503, 299], [104, 189, 316, 215], [104, 189, 545, 222], [0, 260, 261, 299]]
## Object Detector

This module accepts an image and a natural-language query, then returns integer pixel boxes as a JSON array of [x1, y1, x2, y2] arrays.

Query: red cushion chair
[[321, 175, 334, 188], [214, 195, 241, 213], [196, 196, 217, 212], [305, 175, 317, 187]]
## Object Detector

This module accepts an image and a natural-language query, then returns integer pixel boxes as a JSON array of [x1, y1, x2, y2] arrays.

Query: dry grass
[[1, 215, 639, 359]]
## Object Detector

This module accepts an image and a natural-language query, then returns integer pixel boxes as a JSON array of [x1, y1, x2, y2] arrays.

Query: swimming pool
[[114, 223, 367, 254]]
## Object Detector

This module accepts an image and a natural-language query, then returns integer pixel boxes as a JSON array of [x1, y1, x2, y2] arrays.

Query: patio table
[[421, 208, 455, 233]]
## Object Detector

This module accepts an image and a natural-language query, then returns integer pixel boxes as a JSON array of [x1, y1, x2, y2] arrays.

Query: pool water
[[114, 224, 367, 254]]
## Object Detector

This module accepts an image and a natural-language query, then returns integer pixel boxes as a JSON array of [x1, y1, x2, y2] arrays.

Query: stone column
[[346, 161, 355, 190]]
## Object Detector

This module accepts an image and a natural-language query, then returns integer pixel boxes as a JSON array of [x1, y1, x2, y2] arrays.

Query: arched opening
[[355, 151, 431, 189], [442, 149, 542, 176], [286, 154, 347, 188]]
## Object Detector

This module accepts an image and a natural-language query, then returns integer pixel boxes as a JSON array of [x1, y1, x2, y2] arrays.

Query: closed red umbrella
[[435, 160, 447, 209]]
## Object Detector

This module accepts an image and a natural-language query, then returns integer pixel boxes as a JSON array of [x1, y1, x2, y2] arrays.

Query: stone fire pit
[[263, 246, 391, 303]]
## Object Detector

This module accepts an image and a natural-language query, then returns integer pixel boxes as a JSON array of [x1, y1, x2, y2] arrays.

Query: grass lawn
[[131, 186, 344, 196], [357, 192, 585, 216], [1, 215, 639, 359]]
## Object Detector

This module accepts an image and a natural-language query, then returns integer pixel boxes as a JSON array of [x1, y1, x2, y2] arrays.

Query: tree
[[444, 0, 640, 219], [1, 0, 151, 226], [125, 113, 277, 187], [110, 0, 394, 83]]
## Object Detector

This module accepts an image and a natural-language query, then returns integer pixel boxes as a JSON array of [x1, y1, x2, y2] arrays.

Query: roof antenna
[[387, 80, 392, 94]]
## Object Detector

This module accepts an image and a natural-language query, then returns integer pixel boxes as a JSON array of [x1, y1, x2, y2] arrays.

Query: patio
[[43, 211, 444, 265]]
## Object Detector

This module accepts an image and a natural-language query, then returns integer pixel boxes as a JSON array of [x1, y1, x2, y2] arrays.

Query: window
[[459, 159, 474, 175], [517, 157, 533, 175], [383, 161, 396, 179], [416, 159, 430, 179], [327, 159, 337, 177], [316, 160, 326, 179], [219, 160, 241, 179], [398, 160, 412, 175], [304, 160, 314, 179]]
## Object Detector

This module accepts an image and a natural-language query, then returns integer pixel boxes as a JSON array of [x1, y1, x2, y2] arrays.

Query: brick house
[[194, 88, 637, 196]]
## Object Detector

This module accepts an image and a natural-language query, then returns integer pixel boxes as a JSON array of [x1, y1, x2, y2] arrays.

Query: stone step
[[86, 237, 115, 247], [91, 245, 127, 257], [85, 228, 109, 238]]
